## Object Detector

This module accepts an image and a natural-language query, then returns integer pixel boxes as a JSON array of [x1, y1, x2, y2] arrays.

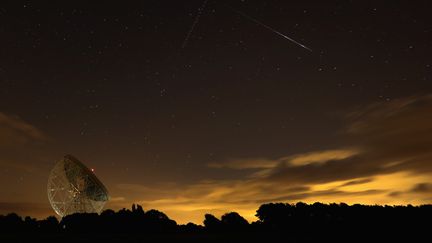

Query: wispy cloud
[[287, 149, 359, 166], [0, 202, 52, 219], [0, 112, 50, 174], [0, 112, 48, 146], [0, 159, 41, 173], [5, 95, 430, 224], [208, 149, 359, 169], [207, 158, 278, 169], [82, 95, 432, 224]]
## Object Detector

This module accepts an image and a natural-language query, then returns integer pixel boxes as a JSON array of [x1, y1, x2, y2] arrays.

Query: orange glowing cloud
[[105, 94, 432, 224]]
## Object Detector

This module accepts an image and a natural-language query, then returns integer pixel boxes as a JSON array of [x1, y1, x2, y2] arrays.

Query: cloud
[[265, 94, 432, 185], [110, 94, 432, 224], [410, 183, 432, 193], [208, 149, 358, 169], [339, 178, 374, 187], [0, 112, 50, 175], [0, 159, 40, 173], [0, 202, 52, 219], [287, 149, 359, 166], [109, 197, 126, 202], [207, 158, 279, 169], [210, 148, 374, 186], [0, 112, 48, 147], [389, 182, 432, 198]]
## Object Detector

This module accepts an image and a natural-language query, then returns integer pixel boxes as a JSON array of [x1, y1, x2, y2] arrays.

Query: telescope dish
[[47, 155, 109, 217]]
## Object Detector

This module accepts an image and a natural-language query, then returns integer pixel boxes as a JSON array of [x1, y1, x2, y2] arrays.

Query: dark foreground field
[[1, 202, 430, 242]]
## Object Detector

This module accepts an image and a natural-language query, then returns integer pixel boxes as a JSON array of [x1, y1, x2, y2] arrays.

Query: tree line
[[1, 202, 431, 242]]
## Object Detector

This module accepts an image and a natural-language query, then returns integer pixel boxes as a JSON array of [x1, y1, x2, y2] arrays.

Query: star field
[[0, 0, 432, 223]]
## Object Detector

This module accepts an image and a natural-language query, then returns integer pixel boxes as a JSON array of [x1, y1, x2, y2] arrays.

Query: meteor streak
[[182, 1, 312, 52], [182, 0, 208, 49], [227, 6, 312, 52]]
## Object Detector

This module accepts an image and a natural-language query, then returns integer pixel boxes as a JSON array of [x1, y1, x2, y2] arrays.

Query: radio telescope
[[47, 155, 109, 217]]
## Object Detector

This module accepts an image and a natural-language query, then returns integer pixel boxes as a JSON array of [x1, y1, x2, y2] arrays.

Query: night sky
[[1, 0, 432, 224]]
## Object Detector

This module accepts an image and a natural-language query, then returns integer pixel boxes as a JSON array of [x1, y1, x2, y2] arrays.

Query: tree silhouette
[[1, 213, 23, 233], [221, 212, 248, 231], [39, 216, 59, 232], [1, 202, 431, 242], [203, 214, 222, 232]]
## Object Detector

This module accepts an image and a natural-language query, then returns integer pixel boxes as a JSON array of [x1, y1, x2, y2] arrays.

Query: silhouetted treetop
[[203, 213, 222, 231], [1, 202, 431, 242], [221, 212, 249, 229]]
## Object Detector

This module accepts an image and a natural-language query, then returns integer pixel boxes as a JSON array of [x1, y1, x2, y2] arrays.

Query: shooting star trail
[[182, 0, 208, 49], [226, 5, 312, 52]]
